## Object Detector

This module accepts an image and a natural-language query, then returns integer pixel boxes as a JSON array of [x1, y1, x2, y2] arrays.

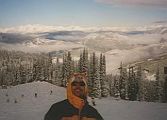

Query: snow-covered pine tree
[[14, 65, 20, 85], [82, 48, 89, 73], [60, 51, 73, 87], [94, 61, 101, 98], [74, 60, 79, 72], [1, 65, 8, 86], [106, 74, 114, 97], [118, 62, 127, 100], [79, 51, 83, 72], [128, 66, 139, 101], [88, 53, 94, 95], [19, 64, 27, 84], [57, 57, 63, 86], [155, 65, 163, 102], [147, 81, 157, 102], [163, 75, 167, 103], [32, 58, 44, 82], [0, 68, 3, 86], [61, 53, 68, 87], [53, 57, 59, 85], [71, 60, 76, 73], [90, 52, 101, 98], [67, 51, 73, 79], [7, 60, 16, 86], [113, 75, 120, 98], [100, 53, 109, 97], [26, 58, 33, 83], [136, 65, 144, 101], [43, 59, 49, 82], [47, 53, 53, 83], [26, 59, 33, 83], [79, 48, 89, 73]]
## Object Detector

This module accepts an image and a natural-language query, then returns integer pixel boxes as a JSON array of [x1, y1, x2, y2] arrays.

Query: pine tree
[[128, 66, 139, 101], [26, 58, 33, 83], [79, 51, 83, 72], [67, 51, 73, 78], [91, 53, 101, 98], [113, 75, 120, 98], [33, 58, 44, 82], [136, 65, 142, 101], [60, 51, 74, 87], [1, 66, 8, 86], [88, 53, 94, 95], [13, 66, 19, 85], [106, 74, 114, 97], [163, 75, 167, 103], [79, 48, 89, 73], [94, 66, 101, 98], [61, 53, 68, 87], [118, 62, 127, 100], [100, 53, 109, 97], [20, 64, 27, 84], [0, 68, 3, 86], [155, 66, 163, 102], [94, 54, 101, 98], [48, 53, 53, 83], [82, 48, 89, 73], [53, 57, 60, 85]]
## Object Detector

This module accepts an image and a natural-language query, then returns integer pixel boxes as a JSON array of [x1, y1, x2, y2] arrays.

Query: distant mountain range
[[0, 21, 167, 74]]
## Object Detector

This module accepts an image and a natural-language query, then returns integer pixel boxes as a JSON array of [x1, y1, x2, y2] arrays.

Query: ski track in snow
[[0, 81, 167, 120]]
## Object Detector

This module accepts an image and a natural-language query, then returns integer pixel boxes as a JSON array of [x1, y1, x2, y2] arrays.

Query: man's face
[[71, 78, 86, 98]]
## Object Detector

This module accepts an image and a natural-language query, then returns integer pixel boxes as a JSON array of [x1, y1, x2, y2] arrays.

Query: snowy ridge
[[0, 22, 167, 74], [0, 82, 167, 120]]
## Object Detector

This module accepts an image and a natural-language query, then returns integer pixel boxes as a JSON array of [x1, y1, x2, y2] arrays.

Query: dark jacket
[[44, 99, 104, 120]]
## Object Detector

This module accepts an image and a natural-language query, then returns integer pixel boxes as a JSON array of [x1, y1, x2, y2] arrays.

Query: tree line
[[107, 63, 167, 103], [0, 49, 166, 102], [0, 49, 109, 98]]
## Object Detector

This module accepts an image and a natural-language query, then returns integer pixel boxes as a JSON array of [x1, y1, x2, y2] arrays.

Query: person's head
[[67, 72, 88, 99], [71, 74, 86, 98], [67, 72, 88, 109]]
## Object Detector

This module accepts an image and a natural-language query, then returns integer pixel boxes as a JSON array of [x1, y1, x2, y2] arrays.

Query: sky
[[0, 0, 167, 27]]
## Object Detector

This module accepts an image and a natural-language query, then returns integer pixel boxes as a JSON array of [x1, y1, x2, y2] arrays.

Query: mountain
[[0, 22, 167, 74], [0, 81, 167, 120]]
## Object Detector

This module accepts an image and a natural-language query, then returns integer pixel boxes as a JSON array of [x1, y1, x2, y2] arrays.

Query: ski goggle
[[71, 81, 85, 87]]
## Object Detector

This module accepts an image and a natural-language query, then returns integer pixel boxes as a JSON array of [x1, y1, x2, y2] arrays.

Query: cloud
[[95, 0, 167, 7], [0, 24, 100, 34], [0, 23, 167, 74]]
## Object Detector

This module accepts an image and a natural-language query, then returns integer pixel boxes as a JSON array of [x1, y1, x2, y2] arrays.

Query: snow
[[0, 81, 167, 120], [0, 23, 167, 74], [0, 82, 66, 120], [96, 98, 167, 120], [144, 73, 156, 81], [0, 40, 84, 53]]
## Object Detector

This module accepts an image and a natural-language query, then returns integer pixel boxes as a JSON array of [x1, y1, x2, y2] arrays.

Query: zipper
[[78, 109, 81, 120], [78, 99, 85, 120]]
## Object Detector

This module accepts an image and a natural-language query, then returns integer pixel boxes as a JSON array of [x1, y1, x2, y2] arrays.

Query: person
[[91, 97, 96, 106], [44, 72, 104, 120]]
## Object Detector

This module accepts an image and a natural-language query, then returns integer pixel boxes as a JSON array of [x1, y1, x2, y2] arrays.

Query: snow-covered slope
[[0, 82, 167, 120], [0, 81, 66, 120]]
